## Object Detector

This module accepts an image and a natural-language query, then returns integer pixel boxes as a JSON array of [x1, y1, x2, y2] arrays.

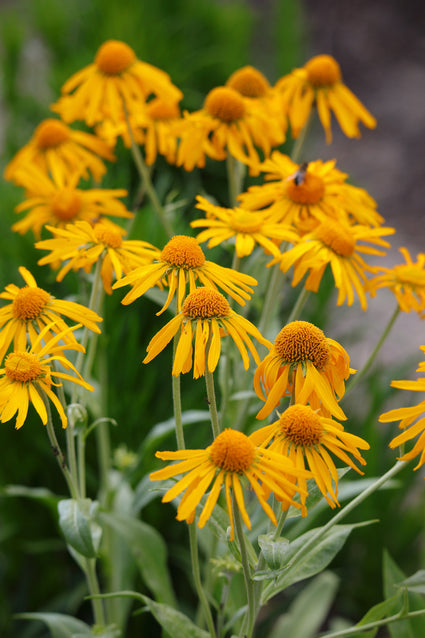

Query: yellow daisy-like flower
[[368, 247, 425, 315], [238, 153, 384, 231], [4, 118, 115, 185], [379, 348, 425, 471], [271, 219, 394, 311], [176, 85, 285, 174], [150, 427, 308, 540], [0, 266, 102, 362], [51, 39, 183, 127], [251, 404, 369, 514], [254, 321, 353, 421], [191, 195, 299, 258], [112, 234, 257, 312], [12, 166, 132, 238], [36, 220, 157, 294], [143, 287, 271, 378], [275, 54, 376, 143], [0, 322, 93, 429]]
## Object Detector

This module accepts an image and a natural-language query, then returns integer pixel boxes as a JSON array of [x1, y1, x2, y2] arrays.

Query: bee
[[287, 161, 309, 186]]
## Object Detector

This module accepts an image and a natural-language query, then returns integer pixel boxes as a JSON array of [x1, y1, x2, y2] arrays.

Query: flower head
[[379, 347, 425, 471], [150, 427, 308, 539], [238, 153, 384, 231], [368, 247, 425, 315], [4, 118, 115, 185], [0, 323, 93, 429], [254, 321, 353, 420], [143, 287, 271, 378], [276, 54, 376, 143], [191, 195, 299, 258], [36, 220, 157, 294], [112, 234, 257, 312], [271, 219, 394, 311], [251, 404, 369, 514], [13, 166, 132, 239], [51, 40, 183, 127], [0, 267, 102, 362]]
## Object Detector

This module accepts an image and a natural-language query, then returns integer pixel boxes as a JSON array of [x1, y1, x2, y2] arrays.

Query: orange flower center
[[285, 171, 325, 204], [146, 100, 180, 120], [304, 54, 342, 87], [210, 428, 255, 472], [204, 87, 245, 122], [12, 286, 51, 320], [51, 188, 82, 221], [314, 222, 356, 257], [279, 405, 323, 447], [230, 209, 263, 233], [5, 352, 43, 383], [226, 66, 270, 97], [34, 119, 70, 149], [161, 235, 205, 268], [182, 288, 230, 319], [95, 40, 136, 75], [93, 224, 123, 248], [274, 321, 330, 368]]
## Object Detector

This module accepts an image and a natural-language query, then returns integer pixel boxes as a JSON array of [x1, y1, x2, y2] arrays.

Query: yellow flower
[[191, 195, 299, 258], [112, 234, 257, 312], [254, 321, 353, 421], [0, 267, 102, 362], [51, 39, 182, 127], [150, 427, 308, 540], [4, 118, 115, 185], [12, 166, 132, 238], [176, 85, 285, 173], [0, 322, 93, 429], [379, 348, 425, 471], [143, 287, 271, 378], [238, 153, 384, 231], [271, 219, 394, 311], [36, 220, 157, 294], [275, 54, 376, 143], [251, 404, 369, 514], [368, 247, 425, 315]]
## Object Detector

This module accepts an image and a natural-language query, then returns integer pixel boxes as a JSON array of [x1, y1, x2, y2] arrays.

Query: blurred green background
[[0, 1, 424, 636]]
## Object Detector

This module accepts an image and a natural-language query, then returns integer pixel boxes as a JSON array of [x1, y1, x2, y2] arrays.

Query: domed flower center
[[146, 100, 180, 120], [5, 352, 43, 383], [204, 87, 245, 122], [279, 405, 323, 446], [12, 286, 51, 320], [182, 288, 230, 319], [230, 209, 263, 233], [210, 429, 255, 472], [35, 119, 70, 149], [161, 235, 206, 268], [314, 222, 356, 257], [394, 264, 425, 286], [94, 224, 123, 248], [226, 66, 270, 97], [285, 171, 325, 204], [305, 54, 342, 87], [95, 40, 136, 75], [274, 320, 330, 368], [51, 188, 82, 221]]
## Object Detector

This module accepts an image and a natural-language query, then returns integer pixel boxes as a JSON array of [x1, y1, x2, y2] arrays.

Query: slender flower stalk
[[232, 496, 256, 638]]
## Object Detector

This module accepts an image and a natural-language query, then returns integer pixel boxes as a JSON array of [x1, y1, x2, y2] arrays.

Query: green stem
[[85, 558, 107, 628], [188, 524, 217, 638], [344, 305, 400, 398], [258, 263, 284, 336], [205, 331, 221, 439], [123, 104, 173, 238], [233, 497, 256, 638], [226, 154, 245, 207], [291, 110, 313, 163], [286, 287, 311, 324], [318, 608, 425, 638], [172, 334, 186, 450], [272, 508, 289, 541]]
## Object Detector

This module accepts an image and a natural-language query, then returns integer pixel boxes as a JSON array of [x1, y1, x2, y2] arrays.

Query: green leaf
[[268, 571, 340, 638], [58, 499, 102, 559], [258, 535, 290, 571], [260, 521, 376, 603], [398, 570, 425, 595], [14, 612, 91, 637], [100, 512, 176, 607], [383, 551, 425, 638], [141, 410, 211, 456], [355, 592, 404, 638]]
